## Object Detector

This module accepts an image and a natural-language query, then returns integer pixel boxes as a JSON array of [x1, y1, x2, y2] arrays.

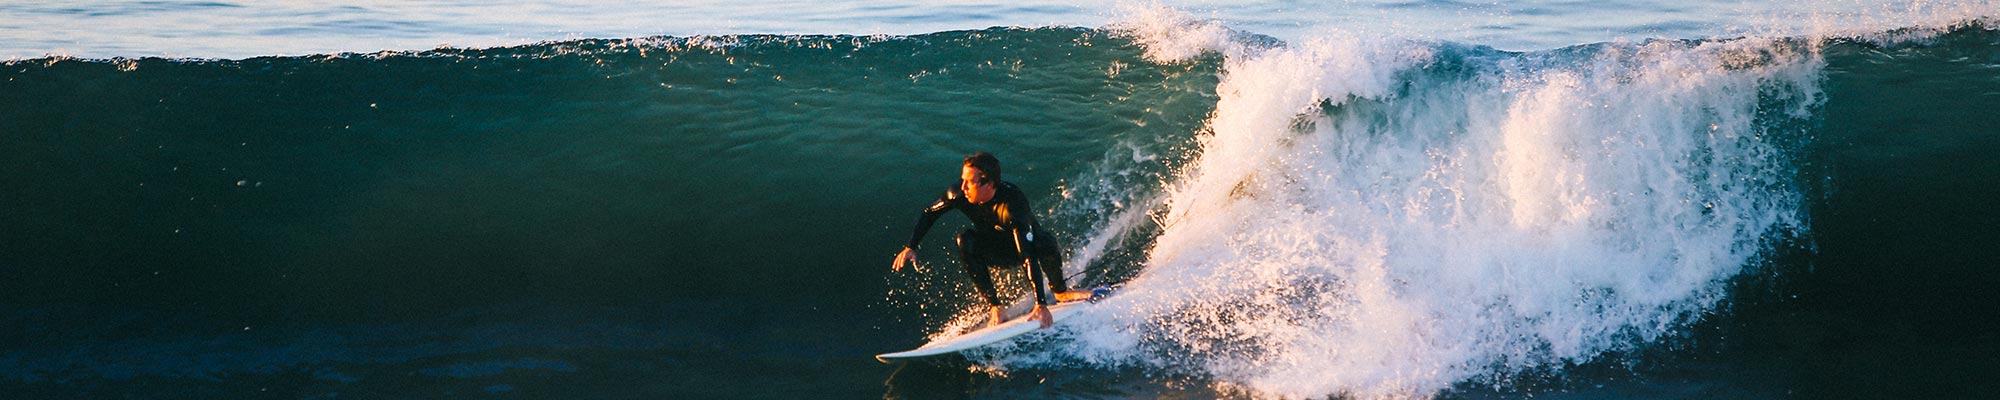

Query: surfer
[[892, 152, 1091, 329]]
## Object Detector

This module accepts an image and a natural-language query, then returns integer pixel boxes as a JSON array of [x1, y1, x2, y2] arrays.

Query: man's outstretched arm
[[893, 191, 956, 271]]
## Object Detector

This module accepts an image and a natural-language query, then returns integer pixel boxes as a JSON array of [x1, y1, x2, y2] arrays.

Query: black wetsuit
[[906, 181, 1070, 306]]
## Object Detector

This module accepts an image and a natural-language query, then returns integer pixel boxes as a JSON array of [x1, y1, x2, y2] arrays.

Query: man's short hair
[[963, 151, 1001, 182]]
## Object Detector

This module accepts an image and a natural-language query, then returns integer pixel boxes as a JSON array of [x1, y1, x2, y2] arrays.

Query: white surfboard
[[875, 289, 1107, 362]]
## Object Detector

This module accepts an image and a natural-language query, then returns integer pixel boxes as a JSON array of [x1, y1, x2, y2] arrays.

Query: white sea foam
[[1021, 6, 1832, 398], [1109, 2, 1252, 63], [1735, 0, 1999, 47]]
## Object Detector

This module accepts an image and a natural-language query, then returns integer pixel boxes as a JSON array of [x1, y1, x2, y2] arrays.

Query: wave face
[[3, 17, 1999, 400], [0, 27, 1225, 398], [0, 27, 1215, 311]]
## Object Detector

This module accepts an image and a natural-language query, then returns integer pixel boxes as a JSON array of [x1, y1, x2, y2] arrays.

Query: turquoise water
[[3, 2, 1998, 399]]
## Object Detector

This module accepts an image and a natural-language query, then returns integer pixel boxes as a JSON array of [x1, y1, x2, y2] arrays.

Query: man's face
[[961, 165, 995, 204]]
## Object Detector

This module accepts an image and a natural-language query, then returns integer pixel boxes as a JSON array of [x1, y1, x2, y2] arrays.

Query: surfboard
[[875, 287, 1111, 362]]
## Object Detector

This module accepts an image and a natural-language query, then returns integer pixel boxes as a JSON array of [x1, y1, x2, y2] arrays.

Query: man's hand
[[891, 247, 916, 272], [1030, 303, 1054, 329]]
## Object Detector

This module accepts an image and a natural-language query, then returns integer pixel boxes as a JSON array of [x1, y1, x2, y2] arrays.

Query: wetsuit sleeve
[[1005, 198, 1042, 260], [1004, 193, 1057, 305], [905, 190, 956, 249], [1010, 227, 1056, 305]]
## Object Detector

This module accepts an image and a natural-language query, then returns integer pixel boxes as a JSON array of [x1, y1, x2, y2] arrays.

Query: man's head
[[961, 152, 1001, 204]]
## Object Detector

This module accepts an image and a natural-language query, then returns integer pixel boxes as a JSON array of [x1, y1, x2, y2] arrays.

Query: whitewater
[[1005, 7, 1825, 398], [954, 4, 1995, 399]]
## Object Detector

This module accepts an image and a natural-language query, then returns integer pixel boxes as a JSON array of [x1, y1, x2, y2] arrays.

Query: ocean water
[[2, 1, 1998, 399]]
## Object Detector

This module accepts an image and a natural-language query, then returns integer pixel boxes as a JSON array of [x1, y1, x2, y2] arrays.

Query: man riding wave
[[891, 152, 1091, 329]]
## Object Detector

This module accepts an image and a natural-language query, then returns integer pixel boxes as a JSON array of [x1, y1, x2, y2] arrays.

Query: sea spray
[[1022, 7, 1827, 398]]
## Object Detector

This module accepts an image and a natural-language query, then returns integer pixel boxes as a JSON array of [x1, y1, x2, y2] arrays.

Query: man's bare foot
[[1054, 290, 1092, 303]]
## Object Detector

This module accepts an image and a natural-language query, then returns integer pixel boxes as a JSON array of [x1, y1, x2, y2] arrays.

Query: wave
[[2, 11, 1998, 398]]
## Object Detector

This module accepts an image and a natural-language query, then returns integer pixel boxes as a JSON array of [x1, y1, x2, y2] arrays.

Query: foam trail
[[1040, 6, 1825, 398]]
